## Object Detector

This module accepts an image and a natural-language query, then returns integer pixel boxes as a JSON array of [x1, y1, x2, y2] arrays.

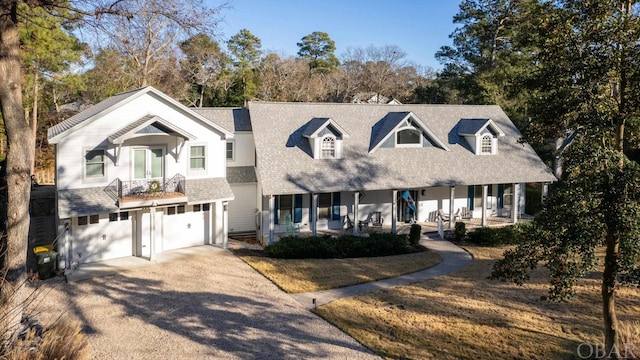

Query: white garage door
[[228, 183, 257, 233], [162, 206, 208, 251], [73, 214, 133, 263]]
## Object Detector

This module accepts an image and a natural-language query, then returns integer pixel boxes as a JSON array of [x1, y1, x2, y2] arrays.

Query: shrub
[[3, 320, 90, 360], [264, 232, 415, 259], [467, 224, 529, 246], [409, 224, 422, 246], [454, 222, 466, 241]]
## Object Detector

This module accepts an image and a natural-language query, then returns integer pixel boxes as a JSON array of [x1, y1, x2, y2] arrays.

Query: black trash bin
[[34, 245, 57, 280]]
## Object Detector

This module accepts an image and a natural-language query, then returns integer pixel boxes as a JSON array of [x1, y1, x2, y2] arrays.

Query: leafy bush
[[409, 224, 422, 246], [467, 223, 530, 246], [454, 222, 466, 241], [264, 232, 417, 259]]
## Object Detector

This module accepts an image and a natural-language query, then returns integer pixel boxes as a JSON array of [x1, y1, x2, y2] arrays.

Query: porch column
[[268, 195, 275, 245], [353, 192, 360, 236], [481, 185, 488, 227], [512, 183, 519, 224], [311, 193, 318, 236], [63, 222, 70, 270], [208, 202, 214, 245], [149, 206, 156, 261], [542, 182, 549, 202], [222, 201, 229, 249], [391, 190, 397, 234], [449, 186, 455, 229]]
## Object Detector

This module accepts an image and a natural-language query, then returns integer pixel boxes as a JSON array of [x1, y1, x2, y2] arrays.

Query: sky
[[214, 0, 461, 71]]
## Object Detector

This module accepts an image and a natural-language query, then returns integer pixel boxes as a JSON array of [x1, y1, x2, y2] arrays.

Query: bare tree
[[90, 0, 225, 88]]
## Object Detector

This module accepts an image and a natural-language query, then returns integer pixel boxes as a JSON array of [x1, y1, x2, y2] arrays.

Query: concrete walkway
[[291, 233, 473, 309]]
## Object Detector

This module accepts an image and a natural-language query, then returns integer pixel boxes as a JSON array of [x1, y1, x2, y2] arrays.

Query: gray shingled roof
[[58, 188, 120, 218], [226, 166, 258, 184], [185, 177, 234, 204], [48, 87, 234, 143], [193, 108, 251, 133], [457, 118, 504, 136], [369, 112, 410, 151], [58, 177, 234, 217], [48, 88, 143, 140], [248, 102, 557, 196], [302, 118, 330, 137]]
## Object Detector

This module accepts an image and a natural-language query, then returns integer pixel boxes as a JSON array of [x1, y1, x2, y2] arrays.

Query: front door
[[133, 147, 164, 181]]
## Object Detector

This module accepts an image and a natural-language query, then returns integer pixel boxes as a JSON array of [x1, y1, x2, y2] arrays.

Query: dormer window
[[456, 118, 505, 155], [321, 136, 336, 158], [301, 117, 349, 159], [368, 112, 451, 152], [481, 135, 493, 154], [396, 127, 421, 147]]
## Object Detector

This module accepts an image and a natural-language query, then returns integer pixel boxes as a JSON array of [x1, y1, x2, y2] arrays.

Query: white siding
[[228, 132, 255, 167], [56, 94, 228, 190], [228, 184, 257, 233]]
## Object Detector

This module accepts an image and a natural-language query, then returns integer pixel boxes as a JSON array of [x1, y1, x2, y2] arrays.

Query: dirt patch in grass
[[315, 245, 640, 359], [239, 250, 442, 293]]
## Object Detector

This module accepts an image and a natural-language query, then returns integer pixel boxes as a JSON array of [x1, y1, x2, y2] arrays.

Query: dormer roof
[[369, 111, 450, 152], [302, 117, 349, 138], [457, 118, 505, 137], [108, 114, 196, 144]]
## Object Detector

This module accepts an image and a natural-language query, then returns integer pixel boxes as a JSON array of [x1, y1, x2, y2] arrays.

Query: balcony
[[105, 174, 187, 208]]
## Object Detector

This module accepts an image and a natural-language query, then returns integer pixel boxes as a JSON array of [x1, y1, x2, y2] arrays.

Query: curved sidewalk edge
[[290, 234, 473, 310]]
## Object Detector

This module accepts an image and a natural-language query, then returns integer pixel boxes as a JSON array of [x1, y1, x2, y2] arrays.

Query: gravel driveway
[[33, 246, 380, 359]]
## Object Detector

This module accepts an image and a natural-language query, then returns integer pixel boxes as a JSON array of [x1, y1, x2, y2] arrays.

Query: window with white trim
[[226, 141, 234, 161], [321, 136, 336, 158], [190, 145, 206, 170], [396, 128, 421, 147], [481, 135, 493, 154], [85, 150, 106, 178]]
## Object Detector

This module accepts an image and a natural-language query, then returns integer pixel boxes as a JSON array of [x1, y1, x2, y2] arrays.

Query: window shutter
[[497, 184, 504, 209], [487, 185, 493, 209], [309, 194, 313, 222], [332, 192, 341, 220], [274, 196, 279, 224], [294, 194, 303, 223], [467, 186, 475, 211]]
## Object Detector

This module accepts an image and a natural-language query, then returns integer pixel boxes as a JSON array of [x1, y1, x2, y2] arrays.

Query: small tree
[[489, 1, 640, 357], [296, 31, 339, 74]]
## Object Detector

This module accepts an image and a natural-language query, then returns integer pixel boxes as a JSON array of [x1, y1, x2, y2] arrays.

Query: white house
[[243, 102, 557, 244], [48, 87, 234, 267], [49, 87, 557, 266]]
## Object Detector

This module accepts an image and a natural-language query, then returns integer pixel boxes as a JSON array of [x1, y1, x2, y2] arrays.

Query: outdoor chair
[[346, 213, 354, 230], [284, 214, 300, 235], [358, 212, 373, 231], [460, 207, 472, 219], [372, 211, 384, 227]]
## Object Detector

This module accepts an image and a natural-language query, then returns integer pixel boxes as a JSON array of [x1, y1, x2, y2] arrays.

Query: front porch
[[272, 215, 534, 243]]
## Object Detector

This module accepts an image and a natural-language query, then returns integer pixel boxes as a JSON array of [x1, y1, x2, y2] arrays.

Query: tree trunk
[[602, 233, 620, 359], [30, 68, 38, 175], [0, 2, 35, 345]]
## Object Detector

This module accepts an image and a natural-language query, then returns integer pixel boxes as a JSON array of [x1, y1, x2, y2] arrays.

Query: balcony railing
[[105, 174, 186, 203]]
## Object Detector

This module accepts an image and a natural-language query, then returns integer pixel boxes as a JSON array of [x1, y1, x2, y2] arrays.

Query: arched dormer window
[[321, 136, 336, 158], [481, 134, 493, 154], [396, 127, 421, 147]]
